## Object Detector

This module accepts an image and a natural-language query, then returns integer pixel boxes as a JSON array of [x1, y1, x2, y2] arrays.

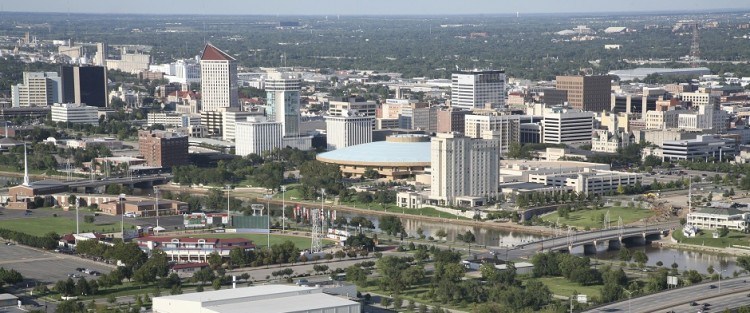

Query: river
[[337, 210, 739, 275]]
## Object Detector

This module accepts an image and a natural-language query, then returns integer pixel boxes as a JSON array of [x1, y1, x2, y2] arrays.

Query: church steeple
[[22, 143, 29, 186]]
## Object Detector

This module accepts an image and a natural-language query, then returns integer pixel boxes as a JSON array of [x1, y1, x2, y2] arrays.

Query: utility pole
[[119, 194, 126, 240]]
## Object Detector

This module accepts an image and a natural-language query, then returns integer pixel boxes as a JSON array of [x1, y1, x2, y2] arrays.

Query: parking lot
[[0, 243, 113, 286]]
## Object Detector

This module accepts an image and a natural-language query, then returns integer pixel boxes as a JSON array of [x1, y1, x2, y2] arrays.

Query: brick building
[[138, 130, 188, 168]]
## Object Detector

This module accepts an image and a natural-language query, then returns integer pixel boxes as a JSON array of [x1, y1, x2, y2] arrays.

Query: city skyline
[[3, 0, 750, 16]]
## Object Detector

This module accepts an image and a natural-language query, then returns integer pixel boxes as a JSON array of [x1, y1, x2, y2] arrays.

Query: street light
[[623, 290, 633, 313], [154, 186, 160, 235], [265, 193, 272, 249], [281, 185, 286, 233], [225, 185, 231, 226]]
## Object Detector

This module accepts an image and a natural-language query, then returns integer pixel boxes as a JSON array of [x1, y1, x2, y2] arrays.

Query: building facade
[[11, 72, 62, 107], [222, 109, 263, 142], [542, 106, 594, 146], [555, 75, 611, 111], [660, 135, 736, 162], [430, 132, 500, 206], [61, 65, 108, 107], [200, 44, 239, 112], [235, 117, 283, 156], [266, 72, 301, 137], [138, 130, 189, 168], [687, 208, 750, 232], [325, 112, 374, 150], [464, 114, 520, 156], [451, 70, 506, 109], [50, 103, 99, 125]]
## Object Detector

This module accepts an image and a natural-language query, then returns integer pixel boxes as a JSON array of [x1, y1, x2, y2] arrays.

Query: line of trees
[[0, 228, 59, 250]]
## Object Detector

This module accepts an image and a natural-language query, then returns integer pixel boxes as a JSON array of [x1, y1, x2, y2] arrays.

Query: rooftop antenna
[[22, 143, 29, 186]]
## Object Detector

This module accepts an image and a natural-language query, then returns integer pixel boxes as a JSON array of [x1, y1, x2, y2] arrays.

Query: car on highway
[[691, 302, 699, 306], [709, 284, 716, 289]]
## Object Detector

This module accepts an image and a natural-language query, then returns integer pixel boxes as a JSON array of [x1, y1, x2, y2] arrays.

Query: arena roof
[[317, 140, 430, 167]]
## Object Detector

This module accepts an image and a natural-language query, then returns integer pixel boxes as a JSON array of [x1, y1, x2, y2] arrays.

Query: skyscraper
[[200, 43, 238, 112], [451, 70, 506, 109], [266, 72, 301, 137], [430, 131, 500, 206], [61, 65, 108, 107], [554, 75, 611, 112]]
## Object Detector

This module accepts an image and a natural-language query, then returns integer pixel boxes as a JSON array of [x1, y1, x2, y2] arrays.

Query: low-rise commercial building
[[152, 285, 360, 313], [136, 236, 255, 263], [51, 103, 99, 125], [660, 135, 736, 162], [687, 207, 750, 232]]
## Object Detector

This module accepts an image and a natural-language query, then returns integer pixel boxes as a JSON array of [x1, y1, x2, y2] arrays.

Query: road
[[585, 277, 750, 313]]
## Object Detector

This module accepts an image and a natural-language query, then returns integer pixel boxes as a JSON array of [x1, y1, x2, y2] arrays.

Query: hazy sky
[[3, 0, 750, 15]]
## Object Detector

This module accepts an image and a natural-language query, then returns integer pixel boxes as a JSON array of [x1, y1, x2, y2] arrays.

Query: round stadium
[[316, 134, 431, 180]]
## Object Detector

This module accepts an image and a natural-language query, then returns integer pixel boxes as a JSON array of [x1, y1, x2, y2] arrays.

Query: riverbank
[[657, 238, 750, 256], [256, 197, 556, 237]]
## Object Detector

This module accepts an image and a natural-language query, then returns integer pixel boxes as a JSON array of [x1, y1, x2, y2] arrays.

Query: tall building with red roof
[[200, 43, 239, 113]]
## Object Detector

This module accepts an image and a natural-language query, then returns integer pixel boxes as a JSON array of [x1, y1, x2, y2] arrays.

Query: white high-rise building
[[325, 110, 374, 150], [235, 117, 283, 156], [11, 72, 62, 107], [451, 70, 506, 109], [222, 109, 263, 142], [542, 106, 594, 146], [430, 131, 500, 207], [464, 114, 520, 156], [266, 72, 301, 137], [94, 42, 107, 67], [51, 103, 99, 125], [200, 44, 238, 112]]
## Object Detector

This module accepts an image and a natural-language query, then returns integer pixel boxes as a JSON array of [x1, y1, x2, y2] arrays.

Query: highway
[[585, 277, 750, 313], [65, 174, 171, 188]]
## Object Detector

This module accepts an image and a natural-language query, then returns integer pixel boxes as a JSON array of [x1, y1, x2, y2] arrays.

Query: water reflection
[[571, 243, 739, 275], [254, 201, 738, 274]]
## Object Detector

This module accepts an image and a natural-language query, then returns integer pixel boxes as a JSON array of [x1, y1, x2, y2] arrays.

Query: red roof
[[201, 43, 235, 61]]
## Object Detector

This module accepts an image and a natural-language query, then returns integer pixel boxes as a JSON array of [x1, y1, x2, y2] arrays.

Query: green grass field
[[542, 206, 655, 229], [672, 229, 750, 248], [179, 233, 333, 250], [0, 217, 133, 236], [534, 277, 602, 298]]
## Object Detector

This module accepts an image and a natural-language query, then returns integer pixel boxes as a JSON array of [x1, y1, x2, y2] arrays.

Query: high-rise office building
[[235, 117, 283, 156], [464, 114, 521, 155], [61, 65, 108, 107], [451, 70, 506, 109], [542, 106, 595, 146], [11, 72, 62, 107], [138, 130, 189, 168], [266, 72, 301, 137], [554, 75, 611, 112], [436, 108, 470, 134], [200, 43, 238, 112], [325, 111, 374, 150], [430, 132, 500, 206]]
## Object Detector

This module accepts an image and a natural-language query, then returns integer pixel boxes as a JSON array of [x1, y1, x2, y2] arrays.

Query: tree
[[208, 252, 223, 269], [83, 215, 95, 224], [346, 265, 368, 287], [212, 278, 222, 290], [334, 250, 346, 260], [379, 215, 403, 236], [633, 251, 649, 265], [435, 229, 447, 240], [380, 296, 391, 309]]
